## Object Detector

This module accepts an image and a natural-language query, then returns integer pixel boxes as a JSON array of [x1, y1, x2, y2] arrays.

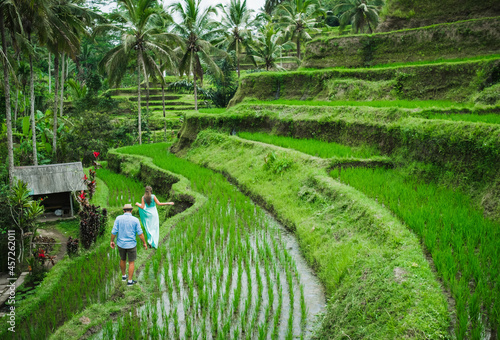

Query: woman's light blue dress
[[138, 195, 160, 248]]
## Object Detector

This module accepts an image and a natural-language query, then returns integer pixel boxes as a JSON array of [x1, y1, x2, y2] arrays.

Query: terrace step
[[303, 17, 500, 69], [106, 88, 166, 96], [140, 102, 192, 107], [230, 58, 500, 105], [128, 95, 182, 101]]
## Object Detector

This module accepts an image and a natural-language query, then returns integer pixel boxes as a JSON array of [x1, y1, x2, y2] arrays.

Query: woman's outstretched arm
[[154, 195, 175, 206], [135, 196, 145, 209]]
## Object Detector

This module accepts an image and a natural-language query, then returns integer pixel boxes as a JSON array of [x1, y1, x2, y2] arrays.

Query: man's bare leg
[[128, 261, 135, 280], [120, 259, 126, 276]]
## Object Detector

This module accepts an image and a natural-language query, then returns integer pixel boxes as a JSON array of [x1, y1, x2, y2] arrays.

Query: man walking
[[110, 204, 147, 286]]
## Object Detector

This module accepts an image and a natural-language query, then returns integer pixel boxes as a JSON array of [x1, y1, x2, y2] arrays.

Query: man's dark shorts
[[118, 246, 137, 262]]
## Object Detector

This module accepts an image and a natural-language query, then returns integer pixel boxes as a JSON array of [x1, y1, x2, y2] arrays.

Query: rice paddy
[[89, 143, 325, 339], [95, 168, 147, 207], [6, 244, 121, 339], [330, 167, 500, 338], [238, 132, 379, 159]]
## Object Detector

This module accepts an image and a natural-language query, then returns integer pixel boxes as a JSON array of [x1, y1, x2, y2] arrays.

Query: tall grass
[[238, 132, 379, 159], [90, 143, 317, 339], [330, 167, 500, 338]]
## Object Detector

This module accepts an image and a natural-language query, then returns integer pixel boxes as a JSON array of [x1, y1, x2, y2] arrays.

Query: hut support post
[[69, 192, 74, 217]]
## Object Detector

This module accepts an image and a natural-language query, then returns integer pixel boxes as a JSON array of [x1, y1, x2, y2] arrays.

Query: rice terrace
[[0, 0, 499, 339]]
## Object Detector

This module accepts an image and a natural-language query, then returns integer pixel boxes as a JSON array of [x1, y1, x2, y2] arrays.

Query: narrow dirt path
[[37, 228, 68, 264]]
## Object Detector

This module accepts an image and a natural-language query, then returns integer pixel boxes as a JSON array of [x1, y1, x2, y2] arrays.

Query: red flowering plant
[[33, 248, 56, 266], [76, 152, 108, 250]]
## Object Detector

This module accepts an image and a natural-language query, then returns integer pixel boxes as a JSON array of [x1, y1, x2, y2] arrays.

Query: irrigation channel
[[92, 148, 326, 339]]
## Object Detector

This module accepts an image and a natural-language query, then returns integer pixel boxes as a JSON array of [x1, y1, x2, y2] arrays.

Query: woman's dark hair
[[144, 186, 152, 205]]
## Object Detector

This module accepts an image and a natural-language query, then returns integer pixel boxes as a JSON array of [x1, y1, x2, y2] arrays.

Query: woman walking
[[135, 186, 174, 249]]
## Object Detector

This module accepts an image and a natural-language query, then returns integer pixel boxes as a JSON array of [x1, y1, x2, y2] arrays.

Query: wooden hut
[[12, 162, 87, 217]]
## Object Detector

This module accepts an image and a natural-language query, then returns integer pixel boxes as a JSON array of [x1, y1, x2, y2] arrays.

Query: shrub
[[66, 237, 79, 256]]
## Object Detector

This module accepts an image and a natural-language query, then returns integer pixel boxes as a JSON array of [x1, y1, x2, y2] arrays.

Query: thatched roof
[[12, 162, 87, 195]]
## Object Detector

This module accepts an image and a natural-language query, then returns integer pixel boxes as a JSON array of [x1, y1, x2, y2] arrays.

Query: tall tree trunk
[[48, 52, 51, 93], [146, 76, 150, 115], [137, 53, 142, 145], [0, 11, 14, 183], [236, 39, 240, 78], [297, 37, 301, 60], [66, 55, 69, 78], [29, 54, 38, 166], [192, 52, 198, 111], [60, 52, 65, 117], [53, 53, 59, 157], [14, 88, 19, 123], [161, 81, 166, 140]]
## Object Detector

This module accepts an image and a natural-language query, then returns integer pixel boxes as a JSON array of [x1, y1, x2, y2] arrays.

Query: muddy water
[[273, 216, 326, 337]]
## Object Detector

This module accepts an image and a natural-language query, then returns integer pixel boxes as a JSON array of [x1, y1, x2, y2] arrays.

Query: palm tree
[[47, 0, 99, 155], [98, 0, 180, 144], [169, 0, 225, 110], [335, 0, 383, 34], [275, 0, 323, 60], [0, 0, 22, 183], [218, 0, 254, 78], [264, 0, 286, 15], [149, 11, 178, 139], [18, 0, 53, 166], [250, 24, 297, 71]]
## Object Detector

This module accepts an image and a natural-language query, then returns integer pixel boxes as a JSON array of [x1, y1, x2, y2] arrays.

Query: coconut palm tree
[[275, 0, 323, 60], [264, 0, 286, 15], [149, 10, 178, 139], [98, 0, 180, 144], [218, 0, 254, 78], [44, 0, 100, 156], [335, 0, 383, 34], [0, 0, 22, 182], [18, 0, 53, 166], [169, 0, 225, 110], [250, 24, 297, 71]]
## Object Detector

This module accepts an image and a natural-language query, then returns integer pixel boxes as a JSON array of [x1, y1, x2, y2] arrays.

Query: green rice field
[[95, 168, 146, 207], [330, 167, 500, 339], [238, 132, 379, 159], [89, 143, 325, 339]]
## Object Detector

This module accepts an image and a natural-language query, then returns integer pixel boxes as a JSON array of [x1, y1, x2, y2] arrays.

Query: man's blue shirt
[[112, 212, 143, 249]]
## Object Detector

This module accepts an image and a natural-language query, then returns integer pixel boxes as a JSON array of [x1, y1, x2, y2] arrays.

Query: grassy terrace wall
[[379, 0, 500, 31], [303, 17, 500, 68], [229, 58, 500, 105], [172, 105, 500, 219], [172, 131, 450, 338]]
